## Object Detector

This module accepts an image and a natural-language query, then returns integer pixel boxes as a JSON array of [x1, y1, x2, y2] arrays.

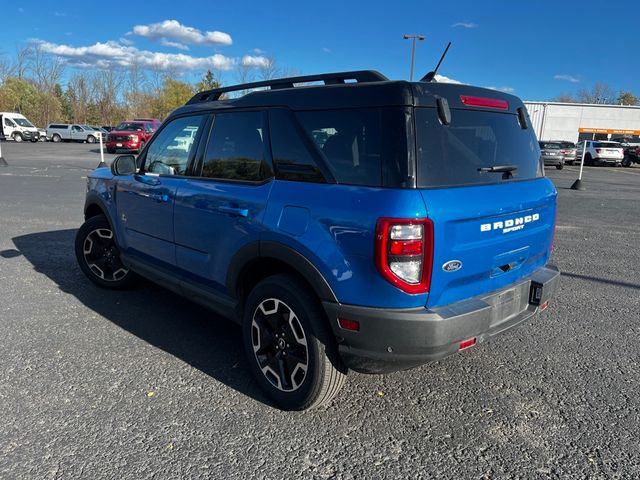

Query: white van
[[0, 112, 40, 142]]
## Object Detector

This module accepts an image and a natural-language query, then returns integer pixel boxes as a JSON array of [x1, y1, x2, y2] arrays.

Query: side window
[[144, 115, 207, 176], [296, 108, 390, 187], [201, 111, 269, 182], [269, 109, 326, 183], [5, 118, 15, 127]]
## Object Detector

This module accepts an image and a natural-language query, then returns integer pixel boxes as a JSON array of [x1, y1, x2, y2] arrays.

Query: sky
[[1, 0, 639, 101]]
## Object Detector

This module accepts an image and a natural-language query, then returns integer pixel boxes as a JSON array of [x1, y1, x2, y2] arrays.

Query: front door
[[115, 114, 209, 267]]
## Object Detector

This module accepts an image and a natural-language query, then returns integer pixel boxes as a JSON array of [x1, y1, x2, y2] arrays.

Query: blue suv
[[75, 70, 560, 410]]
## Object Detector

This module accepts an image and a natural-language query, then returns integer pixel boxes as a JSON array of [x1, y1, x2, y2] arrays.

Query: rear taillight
[[374, 218, 434, 294]]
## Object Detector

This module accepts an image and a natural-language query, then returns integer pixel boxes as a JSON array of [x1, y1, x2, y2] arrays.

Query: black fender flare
[[226, 240, 338, 303]]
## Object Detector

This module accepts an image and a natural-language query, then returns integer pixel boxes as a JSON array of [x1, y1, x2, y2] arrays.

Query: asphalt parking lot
[[1, 141, 639, 479]]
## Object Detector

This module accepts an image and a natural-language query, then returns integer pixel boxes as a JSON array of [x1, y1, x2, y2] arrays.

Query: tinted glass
[[540, 142, 561, 149], [269, 109, 325, 183], [116, 122, 145, 132], [296, 107, 409, 187], [594, 142, 621, 148], [416, 108, 543, 188], [48, 124, 67, 129], [144, 115, 206, 175], [201, 111, 269, 181]]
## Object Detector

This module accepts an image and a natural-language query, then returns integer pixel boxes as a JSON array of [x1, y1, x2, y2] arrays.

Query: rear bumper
[[543, 157, 563, 166], [324, 265, 560, 374]]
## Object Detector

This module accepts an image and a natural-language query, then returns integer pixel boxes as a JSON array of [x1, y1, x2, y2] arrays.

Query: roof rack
[[186, 70, 389, 104]]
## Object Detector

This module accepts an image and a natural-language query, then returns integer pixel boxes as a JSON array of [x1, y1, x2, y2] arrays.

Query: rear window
[[540, 142, 561, 149], [416, 108, 542, 188], [594, 142, 621, 148], [295, 107, 410, 187]]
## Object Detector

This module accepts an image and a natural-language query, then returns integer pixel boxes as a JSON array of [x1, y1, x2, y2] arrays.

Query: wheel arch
[[228, 241, 338, 311]]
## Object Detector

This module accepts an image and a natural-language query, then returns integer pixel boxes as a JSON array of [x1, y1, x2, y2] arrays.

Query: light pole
[[403, 34, 425, 81]]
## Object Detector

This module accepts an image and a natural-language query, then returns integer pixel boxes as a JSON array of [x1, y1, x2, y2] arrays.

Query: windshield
[[116, 122, 144, 132], [416, 108, 543, 188], [14, 118, 34, 128]]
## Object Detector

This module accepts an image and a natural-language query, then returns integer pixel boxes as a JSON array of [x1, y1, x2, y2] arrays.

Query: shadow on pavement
[[562, 271, 640, 291], [8, 229, 270, 407]]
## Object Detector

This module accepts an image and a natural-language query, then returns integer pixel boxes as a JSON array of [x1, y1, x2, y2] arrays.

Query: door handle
[[134, 174, 161, 186], [217, 205, 249, 217], [152, 193, 170, 203]]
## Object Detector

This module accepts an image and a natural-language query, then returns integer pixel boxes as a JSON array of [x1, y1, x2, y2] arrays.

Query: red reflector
[[540, 301, 549, 312], [389, 239, 423, 256], [458, 337, 477, 350], [338, 318, 360, 332], [460, 95, 509, 110]]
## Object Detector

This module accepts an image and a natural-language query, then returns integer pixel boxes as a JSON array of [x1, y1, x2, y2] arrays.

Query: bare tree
[[92, 69, 125, 125], [259, 56, 279, 80], [0, 53, 16, 84], [28, 46, 65, 92], [14, 45, 33, 80], [576, 82, 617, 104]]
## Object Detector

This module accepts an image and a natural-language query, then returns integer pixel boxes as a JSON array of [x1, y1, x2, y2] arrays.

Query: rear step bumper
[[323, 265, 560, 374]]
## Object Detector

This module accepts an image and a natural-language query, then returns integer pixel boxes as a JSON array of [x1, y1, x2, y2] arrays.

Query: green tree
[[617, 91, 639, 106], [154, 78, 195, 119], [196, 69, 221, 92]]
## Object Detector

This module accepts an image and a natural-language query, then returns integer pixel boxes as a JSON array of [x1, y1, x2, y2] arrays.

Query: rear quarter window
[[416, 108, 543, 188]]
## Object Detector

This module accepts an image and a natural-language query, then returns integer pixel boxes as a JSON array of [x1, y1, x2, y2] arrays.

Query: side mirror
[[111, 155, 136, 176]]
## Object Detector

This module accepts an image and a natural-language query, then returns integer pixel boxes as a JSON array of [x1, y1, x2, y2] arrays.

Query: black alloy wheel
[[242, 274, 347, 410], [74, 215, 135, 289]]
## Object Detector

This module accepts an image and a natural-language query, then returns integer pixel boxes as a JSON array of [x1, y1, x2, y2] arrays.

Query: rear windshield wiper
[[477, 165, 518, 173]]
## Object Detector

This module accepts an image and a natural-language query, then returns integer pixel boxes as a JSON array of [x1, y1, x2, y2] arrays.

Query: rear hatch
[[412, 84, 557, 308]]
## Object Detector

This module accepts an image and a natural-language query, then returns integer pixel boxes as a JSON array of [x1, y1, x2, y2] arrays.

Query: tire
[[74, 214, 136, 289], [242, 274, 347, 410], [585, 153, 593, 166], [30, 137, 38, 143], [556, 164, 563, 170], [12, 132, 23, 143], [87, 135, 96, 144], [52, 134, 61, 142]]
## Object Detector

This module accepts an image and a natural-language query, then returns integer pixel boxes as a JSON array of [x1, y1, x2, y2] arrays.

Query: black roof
[[171, 70, 524, 118]]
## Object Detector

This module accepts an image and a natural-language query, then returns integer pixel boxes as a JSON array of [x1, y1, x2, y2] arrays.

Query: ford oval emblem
[[442, 260, 463, 272]]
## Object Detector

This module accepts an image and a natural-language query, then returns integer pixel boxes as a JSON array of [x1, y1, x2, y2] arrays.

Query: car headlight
[[129, 135, 139, 142]]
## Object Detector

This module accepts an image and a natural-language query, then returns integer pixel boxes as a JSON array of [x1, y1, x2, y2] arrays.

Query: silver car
[[47, 123, 101, 144]]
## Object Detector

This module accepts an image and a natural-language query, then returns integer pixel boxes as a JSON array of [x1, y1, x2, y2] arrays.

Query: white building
[[524, 101, 640, 143]]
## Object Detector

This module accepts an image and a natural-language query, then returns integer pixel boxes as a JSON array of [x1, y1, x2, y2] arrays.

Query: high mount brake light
[[374, 218, 434, 294], [460, 95, 509, 110]]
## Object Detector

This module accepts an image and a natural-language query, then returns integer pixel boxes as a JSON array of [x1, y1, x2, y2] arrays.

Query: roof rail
[[186, 70, 389, 104]]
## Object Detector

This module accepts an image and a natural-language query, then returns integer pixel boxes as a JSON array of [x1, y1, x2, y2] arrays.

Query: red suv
[[106, 119, 161, 153]]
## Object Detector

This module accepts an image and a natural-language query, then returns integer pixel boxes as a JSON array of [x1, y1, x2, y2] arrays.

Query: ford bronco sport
[[75, 70, 560, 410]]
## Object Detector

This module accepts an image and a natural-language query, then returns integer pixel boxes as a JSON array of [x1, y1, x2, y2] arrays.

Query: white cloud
[[241, 55, 269, 67], [54, 11, 67, 17], [554, 74, 579, 83], [434, 74, 463, 84], [485, 86, 515, 93], [252, 48, 265, 55], [160, 39, 189, 50], [130, 20, 232, 46], [322, 47, 332, 53], [452, 22, 478, 28], [34, 39, 249, 71], [119, 37, 134, 46]]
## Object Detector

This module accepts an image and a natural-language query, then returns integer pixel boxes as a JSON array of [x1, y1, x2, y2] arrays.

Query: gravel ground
[[0, 141, 639, 479]]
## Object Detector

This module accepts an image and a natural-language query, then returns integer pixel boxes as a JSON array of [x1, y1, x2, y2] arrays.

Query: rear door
[[415, 104, 556, 308]]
